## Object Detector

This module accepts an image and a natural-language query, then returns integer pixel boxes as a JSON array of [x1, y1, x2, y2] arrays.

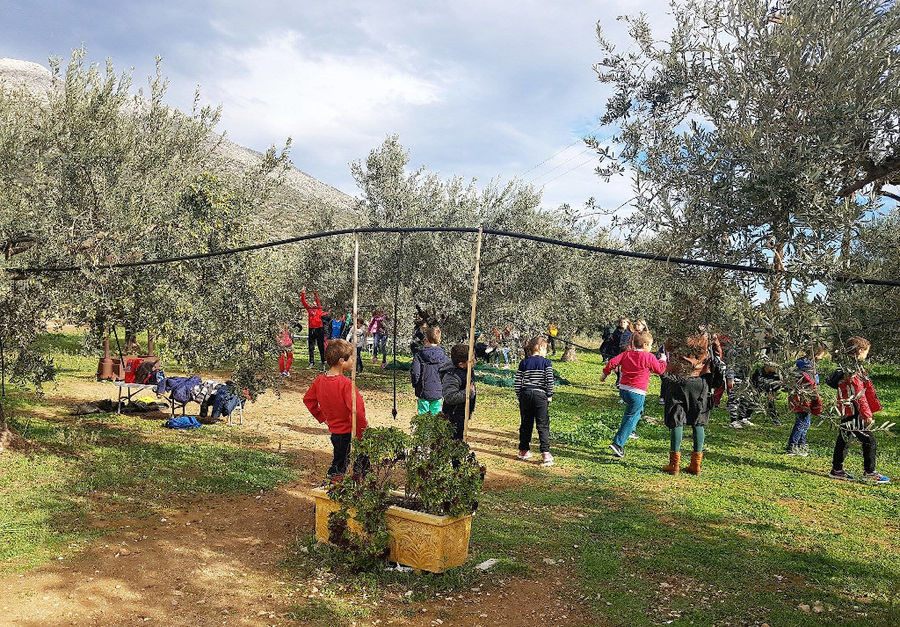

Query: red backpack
[[124, 358, 143, 383]]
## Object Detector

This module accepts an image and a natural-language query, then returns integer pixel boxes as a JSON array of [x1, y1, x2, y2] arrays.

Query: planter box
[[311, 487, 473, 573]]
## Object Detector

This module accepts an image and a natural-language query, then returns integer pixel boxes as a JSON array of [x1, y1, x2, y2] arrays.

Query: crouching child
[[302, 339, 367, 480], [439, 344, 476, 440]]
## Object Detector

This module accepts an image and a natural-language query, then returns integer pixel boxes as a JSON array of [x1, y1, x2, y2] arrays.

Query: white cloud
[[207, 30, 458, 152]]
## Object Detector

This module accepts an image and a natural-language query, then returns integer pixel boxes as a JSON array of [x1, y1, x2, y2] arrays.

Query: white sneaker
[[740, 418, 755, 427], [729, 421, 743, 429], [628, 433, 639, 440], [540, 453, 554, 467], [516, 451, 533, 461]]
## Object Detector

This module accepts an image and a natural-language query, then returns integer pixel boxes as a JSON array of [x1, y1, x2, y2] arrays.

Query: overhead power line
[[7, 226, 900, 288]]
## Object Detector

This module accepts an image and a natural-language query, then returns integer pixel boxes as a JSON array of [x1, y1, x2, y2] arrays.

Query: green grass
[[289, 348, 900, 624], [4, 334, 899, 624], [0, 334, 296, 573]]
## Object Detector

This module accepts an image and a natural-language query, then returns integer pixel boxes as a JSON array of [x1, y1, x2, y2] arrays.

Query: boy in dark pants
[[301, 288, 329, 369], [725, 341, 754, 428], [514, 337, 555, 466], [410, 326, 449, 414], [302, 339, 367, 480], [828, 336, 890, 483], [439, 344, 476, 440]]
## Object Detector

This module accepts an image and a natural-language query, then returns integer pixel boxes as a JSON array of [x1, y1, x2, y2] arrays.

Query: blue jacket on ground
[[411, 345, 449, 401]]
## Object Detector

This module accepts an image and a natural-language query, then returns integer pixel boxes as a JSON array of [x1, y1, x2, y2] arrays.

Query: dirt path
[[1, 372, 594, 625]]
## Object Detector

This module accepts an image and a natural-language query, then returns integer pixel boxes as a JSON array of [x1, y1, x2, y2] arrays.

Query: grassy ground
[[0, 333, 295, 573], [288, 349, 900, 625], [2, 333, 898, 624]]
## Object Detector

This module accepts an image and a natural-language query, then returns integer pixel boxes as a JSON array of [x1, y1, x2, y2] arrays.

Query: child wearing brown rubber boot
[[660, 333, 725, 476]]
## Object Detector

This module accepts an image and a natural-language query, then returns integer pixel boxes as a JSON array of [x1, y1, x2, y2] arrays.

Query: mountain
[[0, 58, 356, 237]]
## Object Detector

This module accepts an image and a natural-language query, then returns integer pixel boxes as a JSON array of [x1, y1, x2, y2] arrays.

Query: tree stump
[[561, 343, 578, 362]]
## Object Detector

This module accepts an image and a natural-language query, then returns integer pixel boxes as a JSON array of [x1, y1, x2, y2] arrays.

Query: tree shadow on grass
[[277, 422, 329, 436]]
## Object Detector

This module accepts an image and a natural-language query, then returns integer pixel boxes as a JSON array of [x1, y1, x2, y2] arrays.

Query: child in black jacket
[[439, 343, 476, 440]]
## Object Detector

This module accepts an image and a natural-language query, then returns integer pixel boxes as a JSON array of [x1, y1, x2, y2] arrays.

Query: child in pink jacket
[[601, 331, 667, 457]]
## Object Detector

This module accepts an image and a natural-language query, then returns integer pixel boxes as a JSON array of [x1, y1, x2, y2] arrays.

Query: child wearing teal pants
[[661, 334, 725, 475]]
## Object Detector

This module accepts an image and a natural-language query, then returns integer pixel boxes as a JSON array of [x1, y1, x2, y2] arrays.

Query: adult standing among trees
[[302, 288, 328, 370], [628, 319, 649, 348]]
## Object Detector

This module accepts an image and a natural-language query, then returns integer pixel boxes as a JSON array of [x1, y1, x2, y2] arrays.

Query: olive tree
[[591, 0, 900, 309], [0, 50, 293, 446]]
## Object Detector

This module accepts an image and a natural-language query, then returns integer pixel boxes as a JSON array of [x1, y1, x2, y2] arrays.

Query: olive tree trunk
[[561, 343, 578, 362]]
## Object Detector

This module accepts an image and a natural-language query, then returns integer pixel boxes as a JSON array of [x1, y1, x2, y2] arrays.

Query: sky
[[0, 1, 673, 211]]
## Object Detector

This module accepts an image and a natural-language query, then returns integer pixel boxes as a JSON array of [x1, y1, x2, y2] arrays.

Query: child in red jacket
[[786, 346, 826, 456], [827, 337, 889, 483], [303, 339, 367, 480], [301, 288, 329, 369], [601, 331, 667, 457]]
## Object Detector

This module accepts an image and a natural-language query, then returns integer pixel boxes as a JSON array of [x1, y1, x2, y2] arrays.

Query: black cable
[[8, 226, 900, 288]]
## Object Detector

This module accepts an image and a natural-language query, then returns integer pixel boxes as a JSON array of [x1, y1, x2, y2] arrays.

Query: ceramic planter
[[311, 487, 473, 573]]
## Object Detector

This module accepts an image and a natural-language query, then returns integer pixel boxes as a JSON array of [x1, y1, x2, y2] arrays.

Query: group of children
[[301, 323, 560, 479], [602, 325, 890, 483], [300, 297, 890, 484], [278, 289, 393, 378]]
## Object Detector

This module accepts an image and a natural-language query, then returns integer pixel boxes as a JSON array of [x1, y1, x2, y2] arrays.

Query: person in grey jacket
[[410, 326, 449, 415], [439, 344, 477, 440]]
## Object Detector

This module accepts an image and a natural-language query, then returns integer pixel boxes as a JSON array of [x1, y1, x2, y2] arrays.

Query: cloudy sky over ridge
[[1, 1, 673, 210]]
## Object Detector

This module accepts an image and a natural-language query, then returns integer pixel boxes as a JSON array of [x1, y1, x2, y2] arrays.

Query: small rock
[[475, 559, 498, 571], [798, 604, 810, 613], [542, 558, 556, 565]]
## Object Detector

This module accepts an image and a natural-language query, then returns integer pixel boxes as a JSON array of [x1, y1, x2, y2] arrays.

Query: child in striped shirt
[[515, 337, 555, 467]]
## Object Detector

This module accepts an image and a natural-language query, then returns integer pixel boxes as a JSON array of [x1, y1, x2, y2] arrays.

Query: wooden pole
[[351, 234, 360, 443], [462, 227, 484, 442]]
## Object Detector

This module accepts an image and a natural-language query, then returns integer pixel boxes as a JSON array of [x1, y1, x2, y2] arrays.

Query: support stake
[[351, 234, 360, 443], [463, 226, 484, 442]]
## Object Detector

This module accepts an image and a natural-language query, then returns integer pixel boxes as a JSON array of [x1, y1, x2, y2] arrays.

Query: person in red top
[[827, 337, 889, 483], [301, 288, 329, 370], [278, 322, 295, 378], [600, 331, 667, 457], [303, 339, 367, 480]]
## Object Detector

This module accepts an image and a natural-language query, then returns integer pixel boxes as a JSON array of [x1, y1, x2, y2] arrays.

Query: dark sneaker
[[609, 443, 624, 458], [628, 433, 639, 440], [828, 469, 855, 481], [862, 472, 890, 484]]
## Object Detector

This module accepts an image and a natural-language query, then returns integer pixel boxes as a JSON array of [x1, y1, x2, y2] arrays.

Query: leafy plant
[[326, 427, 409, 571], [404, 413, 485, 518], [325, 415, 485, 571]]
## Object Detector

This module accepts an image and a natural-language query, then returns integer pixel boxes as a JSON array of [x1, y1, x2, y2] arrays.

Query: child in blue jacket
[[410, 326, 449, 415]]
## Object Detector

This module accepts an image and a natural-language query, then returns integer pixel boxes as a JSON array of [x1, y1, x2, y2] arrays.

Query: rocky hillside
[[0, 58, 356, 237]]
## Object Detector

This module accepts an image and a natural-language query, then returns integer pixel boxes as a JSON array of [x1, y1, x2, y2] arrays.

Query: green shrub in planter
[[405, 413, 485, 518]]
